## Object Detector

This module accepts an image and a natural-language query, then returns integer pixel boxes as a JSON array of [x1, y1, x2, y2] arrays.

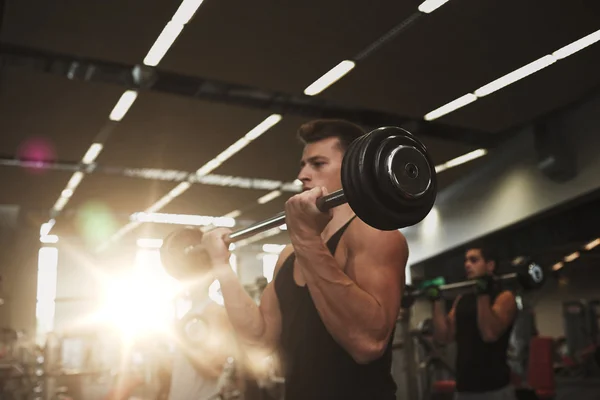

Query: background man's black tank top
[[455, 289, 513, 392], [274, 217, 397, 400]]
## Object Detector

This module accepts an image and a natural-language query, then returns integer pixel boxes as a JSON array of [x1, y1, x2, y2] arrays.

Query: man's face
[[297, 137, 344, 193], [464, 248, 495, 279]]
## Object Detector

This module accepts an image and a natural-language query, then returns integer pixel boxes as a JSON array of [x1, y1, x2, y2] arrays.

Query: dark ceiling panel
[[321, 0, 600, 124], [1, 0, 181, 65], [160, 0, 417, 93], [96, 91, 278, 173], [0, 68, 122, 159], [0, 169, 71, 212], [439, 44, 600, 132], [62, 173, 176, 216]]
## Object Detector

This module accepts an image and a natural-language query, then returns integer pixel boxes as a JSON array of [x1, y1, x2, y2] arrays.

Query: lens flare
[[17, 137, 56, 174]]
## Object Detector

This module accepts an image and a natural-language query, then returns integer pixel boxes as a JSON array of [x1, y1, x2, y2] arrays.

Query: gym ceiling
[[1, 0, 599, 250]]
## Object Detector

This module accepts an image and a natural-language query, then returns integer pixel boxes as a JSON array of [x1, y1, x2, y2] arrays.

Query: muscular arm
[[293, 224, 407, 364], [215, 245, 290, 351], [477, 290, 517, 343], [431, 296, 459, 344]]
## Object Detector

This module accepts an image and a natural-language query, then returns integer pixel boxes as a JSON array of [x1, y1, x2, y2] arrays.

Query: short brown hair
[[297, 119, 366, 152]]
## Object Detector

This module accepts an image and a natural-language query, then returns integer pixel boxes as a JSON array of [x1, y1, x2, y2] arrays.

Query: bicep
[[492, 291, 518, 330], [347, 231, 408, 332]]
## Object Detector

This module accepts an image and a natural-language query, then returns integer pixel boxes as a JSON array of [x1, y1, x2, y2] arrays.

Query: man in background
[[430, 245, 518, 400]]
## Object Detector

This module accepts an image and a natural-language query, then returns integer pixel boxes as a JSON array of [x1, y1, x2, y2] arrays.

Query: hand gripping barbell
[[406, 258, 546, 302], [160, 126, 437, 281]]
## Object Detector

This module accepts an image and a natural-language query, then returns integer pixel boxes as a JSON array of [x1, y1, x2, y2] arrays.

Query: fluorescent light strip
[[424, 29, 600, 121], [418, 0, 452, 13], [474, 55, 556, 97], [82, 143, 103, 164], [257, 190, 282, 204], [304, 60, 356, 96], [424, 94, 477, 121], [67, 172, 84, 190], [109, 90, 138, 122], [434, 148, 487, 173], [169, 182, 192, 198], [564, 251, 580, 263], [40, 235, 59, 244], [222, 210, 242, 219], [245, 114, 283, 140], [552, 262, 564, 271], [40, 219, 56, 236], [584, 238, 600, 251], [553, 29, 600, 60], [53, 196, 69, 212], [61, 189, 73, 198], [143, 22, 185, 67], [171, 0, 206, 25]]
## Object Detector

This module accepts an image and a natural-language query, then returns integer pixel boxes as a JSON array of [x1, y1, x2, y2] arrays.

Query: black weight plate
[[357, 127, 431, 229], [348, 129, 404, 230], [372, 131, 437, 226], [160, 227, 209, 282]]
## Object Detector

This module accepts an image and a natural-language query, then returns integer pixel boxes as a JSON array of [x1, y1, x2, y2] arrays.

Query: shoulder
[[346, 217, 409, 259]]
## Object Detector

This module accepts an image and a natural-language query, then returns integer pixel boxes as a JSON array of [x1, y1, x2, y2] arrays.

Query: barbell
[[160, 126, 437, 280], [406, 258, 545, 301]]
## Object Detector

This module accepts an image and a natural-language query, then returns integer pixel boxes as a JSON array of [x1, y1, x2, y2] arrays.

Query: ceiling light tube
[[169, 182, 192, 198], [257, 190, 282, 204], [171, 0, 206, 25], [552, 262, 564, 271], [474, 55, 556, 97], [584, 238, 600, 251], [418, 0, 452, 13], [553, 29, 600, 60], [143, 22, 185, 67], [222, 210, 242, 219], [40, 235, 59, 244], [82, 143, 103, 164], [216, 137, 251, 162], [66, 171, 84, 190], [109, 90, 139, 121], [304, 60, 355, 96], [564, 251, 580, 263], [444, 149, 487, 168], [245, 114, 283, 141], [53, 196, 69, 212], [424, 93, 477, 121], [196, 159, 223, 178], [40, 219, 56, 236]]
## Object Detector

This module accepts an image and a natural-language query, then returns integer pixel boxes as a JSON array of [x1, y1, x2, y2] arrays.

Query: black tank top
[[455, 290, 513, 392], [274, 217, 397, 400]]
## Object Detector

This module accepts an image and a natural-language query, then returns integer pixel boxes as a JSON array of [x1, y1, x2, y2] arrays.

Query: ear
[[487, 260, 496, 274]]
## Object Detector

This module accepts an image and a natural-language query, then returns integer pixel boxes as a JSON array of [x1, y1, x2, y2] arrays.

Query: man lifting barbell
[[429, 245, 519, 400], [162, 119, 438, 399]]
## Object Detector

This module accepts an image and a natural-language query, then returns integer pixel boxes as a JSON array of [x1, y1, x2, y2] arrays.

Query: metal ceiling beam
[[0, 42, 492, 147]]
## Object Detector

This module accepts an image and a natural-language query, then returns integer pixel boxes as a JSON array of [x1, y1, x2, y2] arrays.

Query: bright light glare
[[97, 249, 182, 338]]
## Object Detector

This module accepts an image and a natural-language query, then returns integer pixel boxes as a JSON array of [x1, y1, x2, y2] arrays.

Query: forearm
[[294, 240, 388, 362], [476, 295, 504, 341], [215, 265, 266, 346], [431, 300, 449, 343]]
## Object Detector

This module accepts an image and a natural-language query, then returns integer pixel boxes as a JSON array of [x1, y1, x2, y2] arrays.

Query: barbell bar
[[407, 259, 545, 301], [160, 126, 437, 281]]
